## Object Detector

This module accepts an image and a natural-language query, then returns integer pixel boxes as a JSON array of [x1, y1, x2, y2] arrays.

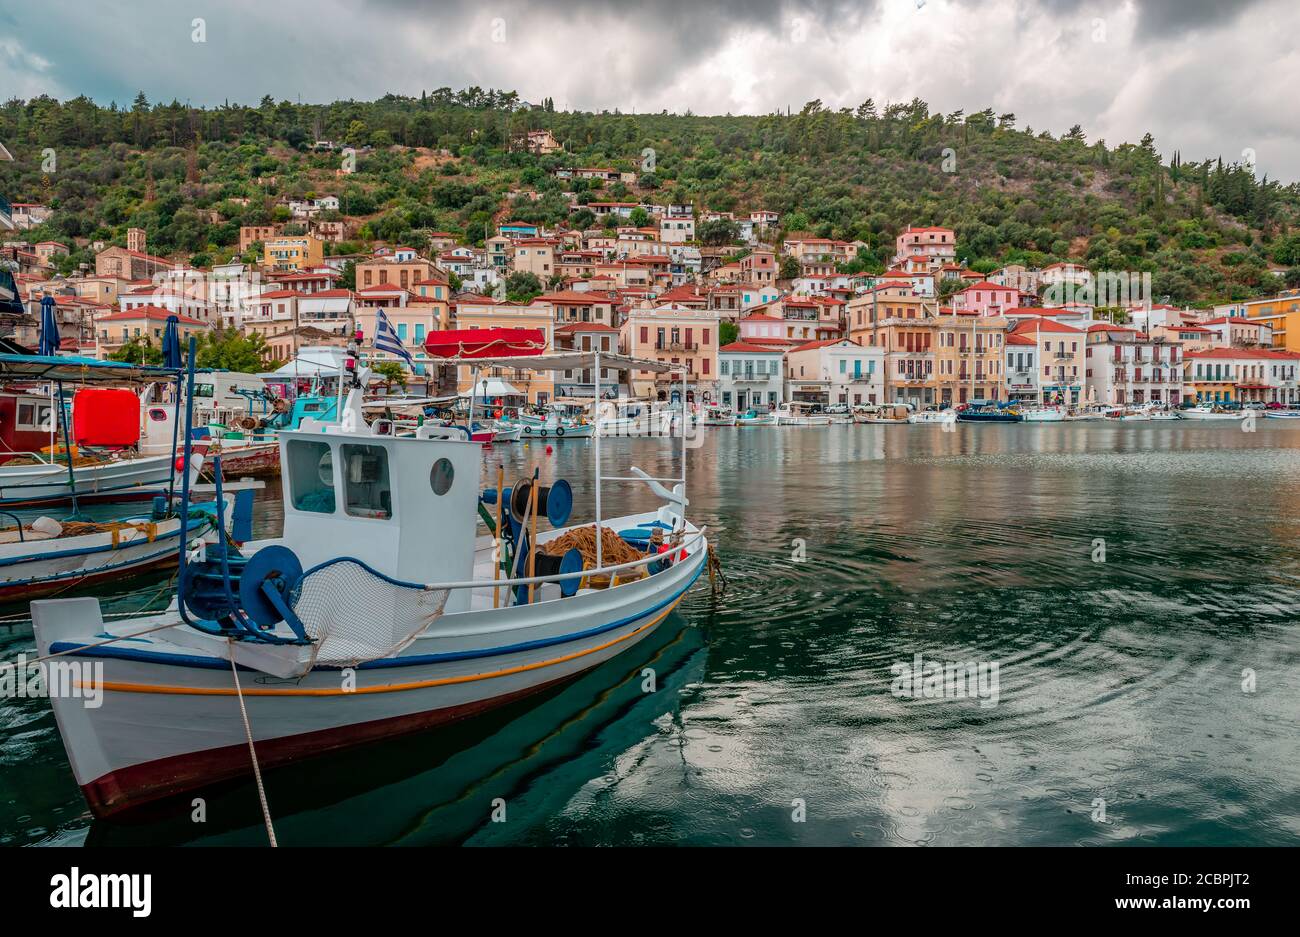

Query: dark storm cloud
[[1129, 0, 1268, 39], [2, 0, 1297, 179]]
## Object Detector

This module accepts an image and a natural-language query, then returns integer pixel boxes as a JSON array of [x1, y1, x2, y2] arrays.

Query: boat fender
[[556, 426, 566, 437], [523, 425, 532, 435], [31, 516, 63, 537], [538, 429, 548, 438]]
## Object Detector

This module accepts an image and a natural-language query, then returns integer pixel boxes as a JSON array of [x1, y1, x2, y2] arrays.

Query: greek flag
[[374, 306, 412, 366]]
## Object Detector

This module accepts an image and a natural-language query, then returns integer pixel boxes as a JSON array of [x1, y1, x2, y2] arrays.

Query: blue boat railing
[[0, 511, 25, 542]]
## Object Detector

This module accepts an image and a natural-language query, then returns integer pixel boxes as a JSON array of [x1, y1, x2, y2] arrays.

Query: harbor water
[[2, 421, 1298, 846]]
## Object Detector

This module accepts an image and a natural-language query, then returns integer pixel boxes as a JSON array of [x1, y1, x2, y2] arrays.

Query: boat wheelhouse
[[0, 354, 197, 508]]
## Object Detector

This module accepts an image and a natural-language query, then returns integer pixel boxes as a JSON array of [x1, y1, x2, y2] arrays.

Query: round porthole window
[[430, 458, 454, 496]]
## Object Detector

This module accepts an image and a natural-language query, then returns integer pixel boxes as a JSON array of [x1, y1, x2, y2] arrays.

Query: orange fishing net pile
[[541, 524, 647, 567]]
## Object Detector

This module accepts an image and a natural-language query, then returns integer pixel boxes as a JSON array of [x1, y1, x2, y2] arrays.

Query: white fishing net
[[290, 560, 448, 668]]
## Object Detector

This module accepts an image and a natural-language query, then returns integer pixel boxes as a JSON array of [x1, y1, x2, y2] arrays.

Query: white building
[[660, 205, 695, 244], [785, 337, 885, 408], [1085, 323, 1184, 406], [719, 341, 784, 412]]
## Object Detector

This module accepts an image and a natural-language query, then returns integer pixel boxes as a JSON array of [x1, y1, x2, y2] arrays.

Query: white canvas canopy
[[459, 377, 524, 398], [264, 346, 347, 379]]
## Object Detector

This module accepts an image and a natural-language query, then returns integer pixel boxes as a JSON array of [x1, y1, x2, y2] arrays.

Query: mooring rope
[[228, 640, 277, 847]]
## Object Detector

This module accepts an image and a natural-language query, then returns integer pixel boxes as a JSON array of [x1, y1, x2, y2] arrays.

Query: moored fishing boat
[[1264, 409, 1300, 419], [957, 403, 1023, 423], [0, 497, 229, 603], [699, 405, 737, 426], [859, 403, 912, 424], [0, 355, 195, 508], [1177, 405, 1245, 421], [735, 408, 777, 426], [518, 405, 594, 439], [30, 345, 710, 817], [775, 402, 832, 425], [907, 408, 955, 425], [491, 421, 523, 441], [1020, 406, 1066, 422]]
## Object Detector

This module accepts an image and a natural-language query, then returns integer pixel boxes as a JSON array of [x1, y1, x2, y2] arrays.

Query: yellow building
[[451, 298, 556, 405], [933, 314, 1008, 405], [1219, 291, 1300, 353], [263, 234, 324, 271]]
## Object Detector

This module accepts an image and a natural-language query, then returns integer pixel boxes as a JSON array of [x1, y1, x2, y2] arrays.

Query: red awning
[[423, 328, 546, 360]]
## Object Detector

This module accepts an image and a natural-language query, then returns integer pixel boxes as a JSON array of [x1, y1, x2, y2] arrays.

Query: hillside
[[3, 91, 1300, 305]]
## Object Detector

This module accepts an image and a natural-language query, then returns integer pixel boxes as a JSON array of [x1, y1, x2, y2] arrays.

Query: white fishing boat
[[1264, 409, 1300, 420], [776, 402, 832, 426], [0, 355, 197, 509], [1020, 406, 1066, 422], [907, 408, 955, 425], [491, 421, 523, 442], [857, 403, 911, 424], [1146, 407, 1181, 421], [31, 347, 710, 818], [1178, 405, 1245, 421], [518, 405, 594, 439], [0, 498, 225, 604], [595, 399, 673, 437], [735, 408, 778, 426], [699, 405, 737, 426]]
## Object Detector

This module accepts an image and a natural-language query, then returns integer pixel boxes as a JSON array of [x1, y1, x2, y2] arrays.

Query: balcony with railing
[[655, 341, 700, 352]]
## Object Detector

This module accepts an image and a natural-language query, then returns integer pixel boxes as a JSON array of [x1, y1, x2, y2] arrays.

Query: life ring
[[555, 426, 566, 437]]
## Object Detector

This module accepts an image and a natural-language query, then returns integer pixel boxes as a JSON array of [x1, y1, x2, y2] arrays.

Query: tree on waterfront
[[108, 336, 163, 365], [195, 328, 277, 372]]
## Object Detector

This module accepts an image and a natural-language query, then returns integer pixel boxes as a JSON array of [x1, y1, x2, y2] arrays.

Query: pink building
[[951, 282, 1020, 316]]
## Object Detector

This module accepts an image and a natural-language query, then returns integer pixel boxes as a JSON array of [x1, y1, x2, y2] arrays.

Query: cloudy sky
[[3, 0, 1297, 179]]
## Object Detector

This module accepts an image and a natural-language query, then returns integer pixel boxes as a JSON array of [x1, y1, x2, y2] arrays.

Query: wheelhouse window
[[288, 440, 336, 514], [16, 400, 54, 431], [341, 443, 393, 520]]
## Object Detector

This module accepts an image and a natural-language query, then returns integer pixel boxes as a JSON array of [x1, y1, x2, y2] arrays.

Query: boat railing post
[[680, 364, 687, 527], [55, 379, 80, 519], [176, 337, 199, 621], [593, 350, 602, 573], [166, 372, 182, 507]]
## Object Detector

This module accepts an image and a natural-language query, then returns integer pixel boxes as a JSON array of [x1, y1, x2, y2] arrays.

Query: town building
[[1085, 323, 1184, 406], [263, 234, 324, 272], [620, 302, 720, 402], [1183, 348, 1300, 405], [718, 341, 785, 412], [784, 338, 885, 408]]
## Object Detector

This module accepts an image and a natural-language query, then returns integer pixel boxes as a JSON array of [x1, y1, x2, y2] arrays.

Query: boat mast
[[593, 350, 602, 572]]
